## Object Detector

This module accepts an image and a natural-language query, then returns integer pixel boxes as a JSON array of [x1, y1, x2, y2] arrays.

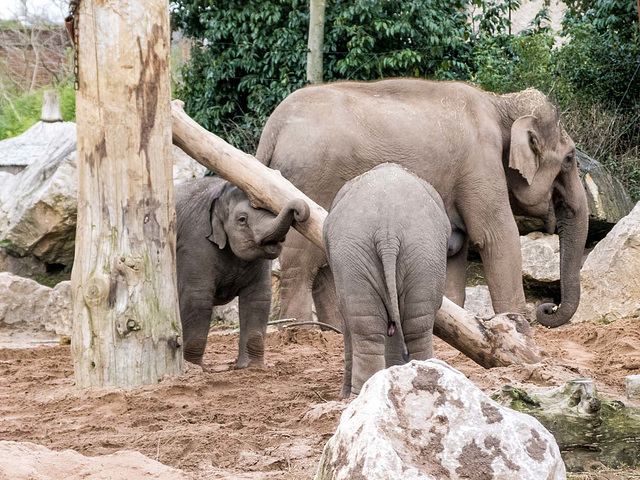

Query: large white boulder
[[316, 359, 565, 480], [0, 441, 190, 480], [520, 232, 560, 284], [0, 148, 78, 265], [573, 202, 640, 323], [0, 272, 51, 328]]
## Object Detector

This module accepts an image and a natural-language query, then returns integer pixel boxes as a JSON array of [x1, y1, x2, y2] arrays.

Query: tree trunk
[[494, 379, 640, 470], [171, 102, 542, 369], [307, 0, 326, 84], [72, 0, 182, 388]]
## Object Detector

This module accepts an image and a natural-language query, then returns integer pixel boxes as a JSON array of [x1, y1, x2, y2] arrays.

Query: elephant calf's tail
[[378, 242, 403, 343]]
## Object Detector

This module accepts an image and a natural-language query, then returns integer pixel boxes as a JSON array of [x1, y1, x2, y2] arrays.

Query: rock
[[172, 145, 206, 184], [0, 441, 190, 480], [578, 151, 635, 240], [627, 375, 640, 400], [464, 285, 495, 317], [0, 134, 208, 268], [0, 120, 76, 174], [0, 151, 78, 265], [42, 280, 72, 335], [212, 298, 240, 326], [315, 359, 565, 480], [520, 232, 560, 284], [0, 248, 46, 277], [0, 272, 51, 328], [573, 202, 640, 323]]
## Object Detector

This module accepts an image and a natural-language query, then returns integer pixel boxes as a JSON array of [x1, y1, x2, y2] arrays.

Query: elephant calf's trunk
[[260, 199, 310, 245]]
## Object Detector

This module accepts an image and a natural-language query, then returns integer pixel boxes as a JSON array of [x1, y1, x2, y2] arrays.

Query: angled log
[[170, 101, 542, 369]]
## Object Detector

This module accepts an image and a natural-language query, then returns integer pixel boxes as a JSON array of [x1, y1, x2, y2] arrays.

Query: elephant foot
[[235, 356, 265, 369], [183, 358, 210, 373]]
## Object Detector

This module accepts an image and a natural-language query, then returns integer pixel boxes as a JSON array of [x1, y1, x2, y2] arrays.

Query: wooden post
[[307, 0, 326, 84], [72, 0, 182, 388], [171, 102, 542, 369]]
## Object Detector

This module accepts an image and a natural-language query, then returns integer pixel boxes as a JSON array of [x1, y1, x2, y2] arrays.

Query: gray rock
[[464, 285, 495, 318], [212, 298, 240, 326], [578, 151, 635, 238], [0, 272, 51, 328], [573, 202, 640, 323], [520, 232, 560, 284], [172, 145, 206, 184], [42, 280, 72, 336], [315, 359, 565, 480], [0, 248, 46, 277]]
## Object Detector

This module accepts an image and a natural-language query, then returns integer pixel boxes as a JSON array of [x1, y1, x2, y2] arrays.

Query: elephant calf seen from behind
[[324, 164, 451, 397], [175, 177, 309, 369]]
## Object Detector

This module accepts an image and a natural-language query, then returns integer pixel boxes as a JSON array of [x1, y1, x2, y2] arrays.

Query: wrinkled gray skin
[[324, 164, 451, 397], [257, 80, 588, 328], [176, 177, 309, 369]]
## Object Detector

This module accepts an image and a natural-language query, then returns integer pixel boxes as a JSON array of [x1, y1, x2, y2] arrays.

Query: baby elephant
[[323, 163, 450, 397], [176, 177, 309, 369]]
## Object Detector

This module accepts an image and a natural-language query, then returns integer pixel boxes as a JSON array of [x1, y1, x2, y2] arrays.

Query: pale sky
[[0, 0, 68, 24]]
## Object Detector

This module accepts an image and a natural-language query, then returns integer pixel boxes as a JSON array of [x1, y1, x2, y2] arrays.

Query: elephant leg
[[460, 183, 526, 314], [385, 324, 407, 368], [312, 266, 344, 331], [340, 319, 353, 398], [445, 239, 468, 307], [179, 290, 214, 368], [400, 295, 439, 362], [351, 325, 386, 396], [237, 263, 271, 368], [279, 230, 325, 323]]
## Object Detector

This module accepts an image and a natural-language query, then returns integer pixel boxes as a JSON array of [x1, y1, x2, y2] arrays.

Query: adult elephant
[[256, 79, 588, 328]]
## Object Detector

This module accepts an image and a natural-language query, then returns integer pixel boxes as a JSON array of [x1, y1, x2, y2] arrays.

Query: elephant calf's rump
[[323, 163, 451, 397]]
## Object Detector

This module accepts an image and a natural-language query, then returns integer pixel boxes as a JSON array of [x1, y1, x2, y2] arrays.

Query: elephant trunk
[[259, 198, 310, 245], [536, 178, 588, 327]]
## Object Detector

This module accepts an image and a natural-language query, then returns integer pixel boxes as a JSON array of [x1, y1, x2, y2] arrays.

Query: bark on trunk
[[72, 0, 182, 388], [494, 379, 640, 470], [171, 103, 542, 369], [306, 0, 326, 84]]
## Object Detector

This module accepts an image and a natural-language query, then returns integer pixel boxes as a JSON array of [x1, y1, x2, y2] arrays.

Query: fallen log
[[171, 100, 542, 369], [493, 379, 640, 471]]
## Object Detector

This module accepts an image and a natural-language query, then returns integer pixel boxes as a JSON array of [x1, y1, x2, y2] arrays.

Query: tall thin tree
[[306, 0, 326, 84]]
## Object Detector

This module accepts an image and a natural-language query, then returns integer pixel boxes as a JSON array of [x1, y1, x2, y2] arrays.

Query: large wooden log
[[72, 0, 182, 388], [494, 379, 640, 470], [171, 101, 542, 368]]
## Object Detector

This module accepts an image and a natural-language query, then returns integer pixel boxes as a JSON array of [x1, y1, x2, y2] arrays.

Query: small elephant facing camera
[[176, 177, 309, 369], [323, 163, 451, 397]]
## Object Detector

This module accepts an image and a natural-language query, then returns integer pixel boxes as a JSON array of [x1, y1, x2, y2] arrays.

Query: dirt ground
[[0, 318, 639, 479]]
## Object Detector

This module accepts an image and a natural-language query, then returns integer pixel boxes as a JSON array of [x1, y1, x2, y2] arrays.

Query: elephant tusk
[[552, 305, 559, 313]]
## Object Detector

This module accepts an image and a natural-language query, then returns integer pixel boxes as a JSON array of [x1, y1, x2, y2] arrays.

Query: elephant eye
[[564, 153, 574, 165], [237, 214, 248, 225]]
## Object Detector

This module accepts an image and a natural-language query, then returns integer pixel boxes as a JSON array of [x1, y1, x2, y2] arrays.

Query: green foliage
[[0, 80, 76, 140]]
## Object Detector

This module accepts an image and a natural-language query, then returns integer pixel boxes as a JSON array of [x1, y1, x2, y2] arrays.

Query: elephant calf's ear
[[207, 201, 227, 249], [509, 115, 542, 186]]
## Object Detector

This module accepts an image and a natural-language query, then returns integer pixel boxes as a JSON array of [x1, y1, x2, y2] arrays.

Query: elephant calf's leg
[[351, 328, 386, 396], [401, 297, 439, 361], [237, 269, 271, 369], [340, 321, 353, 399], [180, 295, 214, 368]]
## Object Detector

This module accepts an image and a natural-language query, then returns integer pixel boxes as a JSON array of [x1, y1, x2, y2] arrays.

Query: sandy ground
[[0, 318, 639, 479]]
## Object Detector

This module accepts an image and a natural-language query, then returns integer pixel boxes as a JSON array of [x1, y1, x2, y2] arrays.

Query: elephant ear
[[509, 115, 543, 186], [207, 198, 227, 249]]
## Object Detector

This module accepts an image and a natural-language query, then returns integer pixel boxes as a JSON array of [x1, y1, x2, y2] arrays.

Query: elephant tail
[[379, 243, 403, 343]]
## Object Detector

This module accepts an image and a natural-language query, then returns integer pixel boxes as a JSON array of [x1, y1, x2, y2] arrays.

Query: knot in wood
[[82, 275, 109, 307]]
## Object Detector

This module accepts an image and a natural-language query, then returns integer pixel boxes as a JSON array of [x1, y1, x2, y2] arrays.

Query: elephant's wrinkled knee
[[183, 340, 207, 366]]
